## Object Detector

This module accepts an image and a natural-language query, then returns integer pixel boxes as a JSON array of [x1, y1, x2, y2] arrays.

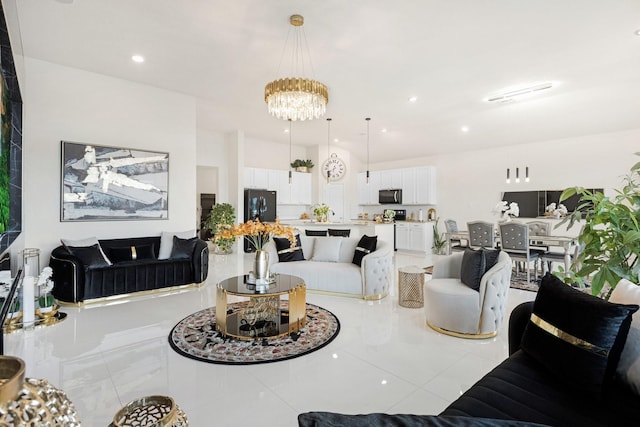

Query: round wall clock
[[322, 153, 347, 181]]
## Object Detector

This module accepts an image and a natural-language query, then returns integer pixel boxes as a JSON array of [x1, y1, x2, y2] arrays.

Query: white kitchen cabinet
[[290, 171, 312, 205], [357, 171, 381, 205], [396, 222, 434, 254], [415, 166, 437, 205], [244, 167, 271, 189], [402, 168, 417, 204], [244, 168, 311, 205], [395, 222, 411, 250], [380, 169, 402, 189]]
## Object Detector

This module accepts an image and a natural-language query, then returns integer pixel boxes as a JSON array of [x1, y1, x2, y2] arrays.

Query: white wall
[[244, 136, 310, 170], [22, 58, 197, 255]]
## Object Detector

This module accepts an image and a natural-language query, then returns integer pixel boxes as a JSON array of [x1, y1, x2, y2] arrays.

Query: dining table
[[444, 230, 577, 272]]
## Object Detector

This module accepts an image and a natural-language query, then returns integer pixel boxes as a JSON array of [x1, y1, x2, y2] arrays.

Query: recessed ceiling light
[[131, 55, 145, 63], [408, 96, 418, 102], [461, 126, 469, 133], [381, 128, 388, 133], [333, 138, 339, 143], [635, 29, 640, 36], [283, 128, 289, 133]]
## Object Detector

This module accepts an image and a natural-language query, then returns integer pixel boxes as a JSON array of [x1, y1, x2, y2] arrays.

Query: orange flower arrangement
[[219, 219, 296, 251]]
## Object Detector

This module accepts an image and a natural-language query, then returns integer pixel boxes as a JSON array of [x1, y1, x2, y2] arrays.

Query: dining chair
[[467, 221, 496, 249], [527, 220, 551, 274], [444, 219, 468, 252], [499, 222, 539, 284], [541, 242, 584, 275]]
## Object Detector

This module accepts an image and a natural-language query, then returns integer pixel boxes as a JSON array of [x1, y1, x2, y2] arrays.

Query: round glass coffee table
[[215, 274, 306, 340]]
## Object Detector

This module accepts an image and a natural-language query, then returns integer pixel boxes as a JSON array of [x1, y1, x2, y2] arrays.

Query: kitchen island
[[281, 220, 395, 248]]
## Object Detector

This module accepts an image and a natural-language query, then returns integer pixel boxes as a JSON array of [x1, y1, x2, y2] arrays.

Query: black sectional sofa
[[299, 274, 640, 426], [50, 236, 209, 303]]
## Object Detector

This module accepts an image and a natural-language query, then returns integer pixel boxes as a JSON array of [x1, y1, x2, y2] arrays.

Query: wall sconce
[[525, 166, 530, 182], [516, 167, 520, 183], [506, 168, 510, 184]]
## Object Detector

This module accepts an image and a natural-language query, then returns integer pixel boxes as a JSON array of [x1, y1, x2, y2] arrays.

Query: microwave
[[379, 189, 402, 204]]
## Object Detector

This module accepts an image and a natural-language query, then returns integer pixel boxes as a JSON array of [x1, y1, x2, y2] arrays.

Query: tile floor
[[5, 250, 535, 426]]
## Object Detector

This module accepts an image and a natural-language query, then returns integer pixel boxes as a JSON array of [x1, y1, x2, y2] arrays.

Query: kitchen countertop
[[280, 220, 395, 226]]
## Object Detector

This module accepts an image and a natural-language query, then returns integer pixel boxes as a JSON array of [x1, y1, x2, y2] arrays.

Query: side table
[[398, 266, 425, 308]]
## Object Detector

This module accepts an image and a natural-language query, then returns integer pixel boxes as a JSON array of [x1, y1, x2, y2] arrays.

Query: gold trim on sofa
[[57, 282, 204, 307], [426, 321, 497, 340], [306, 288, 389, 301]]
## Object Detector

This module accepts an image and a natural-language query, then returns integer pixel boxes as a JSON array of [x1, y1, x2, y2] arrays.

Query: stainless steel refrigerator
[[243, 189, 277, 252]]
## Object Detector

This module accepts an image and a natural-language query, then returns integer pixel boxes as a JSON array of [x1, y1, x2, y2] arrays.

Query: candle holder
[[0, 356, 81, 425]]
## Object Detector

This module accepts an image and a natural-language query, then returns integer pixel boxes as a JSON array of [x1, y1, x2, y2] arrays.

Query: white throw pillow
[[158, 230, 196, 260], [61, 236, 112, 265], [311, 237, 343, 263], [609, 278, 640, 396]]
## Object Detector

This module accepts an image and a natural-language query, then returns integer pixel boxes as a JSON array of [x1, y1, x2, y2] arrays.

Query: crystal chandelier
[[264, 15, 328, 121]]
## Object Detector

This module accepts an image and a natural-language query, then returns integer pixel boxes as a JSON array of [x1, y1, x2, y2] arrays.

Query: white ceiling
[[10, 0, 640, 163]]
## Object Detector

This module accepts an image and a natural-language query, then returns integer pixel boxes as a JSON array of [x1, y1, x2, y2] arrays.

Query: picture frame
[[60, 141, 169, 221]]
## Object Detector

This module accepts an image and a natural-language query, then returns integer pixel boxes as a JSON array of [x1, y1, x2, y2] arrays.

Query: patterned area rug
[[168, 302, 340, 365]]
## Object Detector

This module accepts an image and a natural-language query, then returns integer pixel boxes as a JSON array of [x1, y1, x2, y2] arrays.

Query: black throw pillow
[[170, 236, 198, 260], [305, 229, 327, 237], [67, 244, 110, 268], [352, 235, 378, 266], [483, 248, 501, 274], [328, 228, 350, 237], [460, 248, 486, 291], [108, 244, 156, 263], [274, 235, 305, 262], [521, 273, 639, 397]]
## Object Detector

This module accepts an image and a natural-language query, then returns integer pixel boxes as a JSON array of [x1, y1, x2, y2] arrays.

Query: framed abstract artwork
[[61, 141, 169, 221]]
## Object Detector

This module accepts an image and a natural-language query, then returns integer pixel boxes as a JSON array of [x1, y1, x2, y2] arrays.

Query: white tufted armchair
[[424, 251, 512, 338]]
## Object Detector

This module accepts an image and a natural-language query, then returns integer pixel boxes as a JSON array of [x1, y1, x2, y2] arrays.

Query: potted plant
[[37, 266, 57, 316], [290, 159, 314, 173], [557, 155, 640, 297], [312, 204, 331, 223], [432, 218, 448, 255], [204, 203, 236, 254]]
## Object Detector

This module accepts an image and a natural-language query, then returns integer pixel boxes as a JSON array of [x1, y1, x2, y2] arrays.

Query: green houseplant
[[432, 218, 448, 255], [205, 203, 236, 254], [290, 159, 314, 172], [312, 203, 331, 222], [557, 155, 640, 297]]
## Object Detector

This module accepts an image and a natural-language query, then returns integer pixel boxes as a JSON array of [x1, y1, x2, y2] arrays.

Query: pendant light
[[365, 117, 371, 184], [264, 15, 328, 121], [288, 119, 293, 184], [326, 118, 332, 183]]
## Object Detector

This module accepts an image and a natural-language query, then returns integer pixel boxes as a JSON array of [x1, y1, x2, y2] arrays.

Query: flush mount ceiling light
[[486, 82, 555, 103], [264, 15, 328, 121]]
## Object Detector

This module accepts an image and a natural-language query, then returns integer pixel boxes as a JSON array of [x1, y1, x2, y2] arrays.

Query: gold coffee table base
[[216, 274, 307, 341]]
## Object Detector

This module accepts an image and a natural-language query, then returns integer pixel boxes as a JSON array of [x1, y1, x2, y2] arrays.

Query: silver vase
[[254, 250, 269, 279]]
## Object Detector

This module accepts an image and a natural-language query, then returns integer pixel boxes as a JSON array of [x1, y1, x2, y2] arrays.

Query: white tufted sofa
[[425, 251, 512, 338], [264, 236, 392, 300]]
